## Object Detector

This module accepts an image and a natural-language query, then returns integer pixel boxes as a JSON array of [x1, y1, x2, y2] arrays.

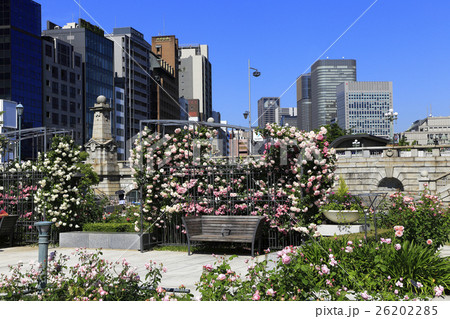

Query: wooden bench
[[0, 215, 19, 247], [181, 215, 265, 257]]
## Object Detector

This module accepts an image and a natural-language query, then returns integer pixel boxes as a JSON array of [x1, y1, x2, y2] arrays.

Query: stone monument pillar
[[85, 95, 121, 196]]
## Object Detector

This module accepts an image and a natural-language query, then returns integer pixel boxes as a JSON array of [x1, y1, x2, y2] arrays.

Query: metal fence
[[0, 169, 45, 246], [151, 164, 303, 249]]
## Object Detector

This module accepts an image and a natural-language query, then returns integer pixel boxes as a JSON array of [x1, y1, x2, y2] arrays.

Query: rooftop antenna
[[430, 104, 432, 117]]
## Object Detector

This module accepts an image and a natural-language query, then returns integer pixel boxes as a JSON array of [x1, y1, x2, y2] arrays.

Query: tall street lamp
[[16, 103, 24, 161], [248, 60, 260, 155], [384, 108, 398, 144]]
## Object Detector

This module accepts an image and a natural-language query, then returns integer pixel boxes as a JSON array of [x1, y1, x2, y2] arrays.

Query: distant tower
[[296, 73, 311, 131], [257, 97, 279, 128], [310, 59, 356, 129], [179, 44, 212, 121]]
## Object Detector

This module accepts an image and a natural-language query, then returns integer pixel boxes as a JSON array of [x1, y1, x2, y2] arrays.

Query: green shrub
[[82, 222, 136, 233]]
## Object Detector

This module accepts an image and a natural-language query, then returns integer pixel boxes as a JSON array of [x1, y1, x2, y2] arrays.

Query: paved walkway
[[1, 245, 449, 299]]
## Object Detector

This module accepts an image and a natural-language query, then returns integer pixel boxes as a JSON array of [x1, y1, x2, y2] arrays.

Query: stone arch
[[377, 177, 404, 191]]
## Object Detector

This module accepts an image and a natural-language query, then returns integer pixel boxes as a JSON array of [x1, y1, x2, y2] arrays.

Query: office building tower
[[106, 27, 152, 159], [336, 81, 393, 138], [179, 44, 212, 121], [257, 97, 279, 128], [311, 59, 356, 129], [42, 36, 83, 145], [43, 19, 114, 143], [296, 73, 311, 131], [151, 36, 180, 123], [0, 0, 42, 130]]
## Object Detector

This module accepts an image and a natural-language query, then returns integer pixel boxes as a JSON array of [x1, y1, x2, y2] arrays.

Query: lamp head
[[252, 70, 261, 77], [16, 103, 24, 116], [243, 111, 249, 119]]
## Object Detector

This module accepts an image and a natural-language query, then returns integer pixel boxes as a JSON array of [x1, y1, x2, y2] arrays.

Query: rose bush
[[0, 248, 191, 301], [130, 123, 337, 234], [196, 232, 450, 301], [383, 187, 450, 251], [34, 135, 102, 231]]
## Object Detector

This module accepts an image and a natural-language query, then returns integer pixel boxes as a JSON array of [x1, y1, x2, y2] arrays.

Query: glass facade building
[[336, 81, 393, 138], [43, 19, 114, 143], [296, 73, 311, 131], [257, 97, 279, 128], [0, 0, 42, 129], [310, 59, 356, 129]]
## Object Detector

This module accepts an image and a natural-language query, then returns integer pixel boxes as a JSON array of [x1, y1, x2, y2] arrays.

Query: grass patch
[[333, 228, 392, 242], [152, 243, 255, 256]]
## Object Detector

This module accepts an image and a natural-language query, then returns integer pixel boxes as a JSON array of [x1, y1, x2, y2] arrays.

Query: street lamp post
[[247, 60, 260, 155], [384, 108, 398, 144], [16, 103, 24, 161]]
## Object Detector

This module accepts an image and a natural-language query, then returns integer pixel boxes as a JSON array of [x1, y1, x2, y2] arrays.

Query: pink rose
[[252, 290, 261, 301], [281, 254, 291, 265], [395, 244, 401, 251], [204, 264, 213, 271], [217, 274, 226, 281], [427, 239, 433, 245], [266, 288, 276, 297]]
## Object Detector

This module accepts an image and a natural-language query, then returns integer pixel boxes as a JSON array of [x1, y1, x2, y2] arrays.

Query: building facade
[[336, 81, 392, 138], [179, 44, 212, 121], [403, 116, 450, 145], [43, 19, 114, 144], [106, 27, 152, 159], [113, 85, 126, 160], [310, 59, 356, 129], [257, 97, 279, 128], [278, 107, 298, 127], [0, 0, 42, 129], [42, 36, 83, 145], [296, 73, 311, 131], [151, 36, 180, 124]]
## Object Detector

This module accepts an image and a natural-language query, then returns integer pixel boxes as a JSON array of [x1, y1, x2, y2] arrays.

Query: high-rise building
[[42, 36, 83, 146], [311, 59, 356, 129], [257, 97, 279, 128], [179, 44, 212, 121], [0, 0, 42, 130], [151, 36, 180, 124], [106, 27, 152, 159], [296, 73, 311, 131], [43, 19, 114, 143], [336, 81, 393, 138]]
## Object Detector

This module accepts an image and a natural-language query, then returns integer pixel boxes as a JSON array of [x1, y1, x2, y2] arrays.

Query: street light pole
[[384, 108, 398, 144], [247, 60, 260, 155], [16, 103, 24, 161]]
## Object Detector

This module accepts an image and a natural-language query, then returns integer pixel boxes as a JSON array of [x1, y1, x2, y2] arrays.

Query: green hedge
[[82, 222, 136, 233]]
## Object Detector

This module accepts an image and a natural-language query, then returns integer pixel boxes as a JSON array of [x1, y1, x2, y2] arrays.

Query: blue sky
[[38, 0, 450, 132]]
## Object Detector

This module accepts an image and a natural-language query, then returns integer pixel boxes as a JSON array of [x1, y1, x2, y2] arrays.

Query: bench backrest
[[183, 215, 264, 238], [0, 215, 19, 234]]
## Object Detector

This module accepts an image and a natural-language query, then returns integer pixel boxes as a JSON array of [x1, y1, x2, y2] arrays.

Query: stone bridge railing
[[335, 144, 450, 159]]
